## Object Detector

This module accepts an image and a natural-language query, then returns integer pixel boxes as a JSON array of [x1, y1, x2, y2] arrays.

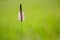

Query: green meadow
[[0, 0, 60, 40]]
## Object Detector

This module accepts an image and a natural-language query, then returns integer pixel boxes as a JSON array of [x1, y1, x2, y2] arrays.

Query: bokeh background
[[0, 0, 60, 40]]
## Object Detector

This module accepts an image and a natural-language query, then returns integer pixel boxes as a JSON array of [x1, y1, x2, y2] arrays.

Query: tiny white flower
[[18, 11, 25, 21]]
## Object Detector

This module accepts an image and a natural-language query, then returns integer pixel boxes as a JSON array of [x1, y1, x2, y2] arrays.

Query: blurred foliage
[[0, 0, 60, 40]]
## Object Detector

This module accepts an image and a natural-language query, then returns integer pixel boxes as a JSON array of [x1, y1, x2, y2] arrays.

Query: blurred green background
[[0, 0, 60, 40]]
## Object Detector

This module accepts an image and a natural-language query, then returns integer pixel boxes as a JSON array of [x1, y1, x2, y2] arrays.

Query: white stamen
[[18, 11, 25, 21]]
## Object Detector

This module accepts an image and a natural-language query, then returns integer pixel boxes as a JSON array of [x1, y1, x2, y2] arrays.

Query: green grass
[[0, 0, 60, 40]]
